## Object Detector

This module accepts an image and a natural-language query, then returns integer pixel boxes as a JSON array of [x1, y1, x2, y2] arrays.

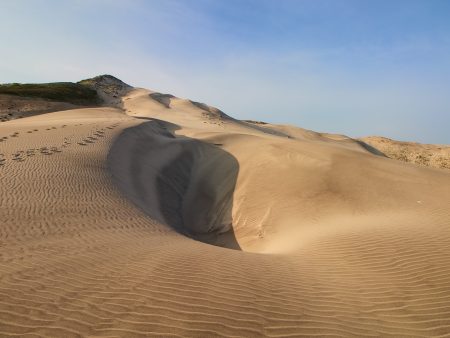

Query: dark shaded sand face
[[108, 120, 241, 250]]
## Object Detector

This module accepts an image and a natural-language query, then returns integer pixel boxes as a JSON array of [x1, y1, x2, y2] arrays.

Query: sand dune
[[360, 136, 450, 170], [1, 76, 450, 337]]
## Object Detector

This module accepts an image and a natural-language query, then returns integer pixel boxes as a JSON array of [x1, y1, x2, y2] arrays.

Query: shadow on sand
[[108, 118, 241, 250]]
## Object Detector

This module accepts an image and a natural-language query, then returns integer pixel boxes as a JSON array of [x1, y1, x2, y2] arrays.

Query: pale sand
[[1, 84, 450, 337]]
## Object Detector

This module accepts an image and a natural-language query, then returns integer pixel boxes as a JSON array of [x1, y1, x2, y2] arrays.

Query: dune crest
[[111, 88, 450, 254]]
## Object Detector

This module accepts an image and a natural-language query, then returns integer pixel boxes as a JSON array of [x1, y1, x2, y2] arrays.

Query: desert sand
[[1, 76, 450, 337]]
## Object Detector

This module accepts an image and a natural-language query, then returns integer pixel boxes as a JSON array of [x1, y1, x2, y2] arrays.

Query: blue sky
[[1, 0, 450, 143]]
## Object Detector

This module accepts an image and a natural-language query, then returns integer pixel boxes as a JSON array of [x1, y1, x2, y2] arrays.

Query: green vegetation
[[0, 82, 100, 105]]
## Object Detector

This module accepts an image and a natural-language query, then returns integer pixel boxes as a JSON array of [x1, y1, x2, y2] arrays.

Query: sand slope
[[1, 82, 450, 337]]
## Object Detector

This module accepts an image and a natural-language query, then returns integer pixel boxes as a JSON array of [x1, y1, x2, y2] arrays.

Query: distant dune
[[360, 136, 450, 169], [1, 75, 450, 336]]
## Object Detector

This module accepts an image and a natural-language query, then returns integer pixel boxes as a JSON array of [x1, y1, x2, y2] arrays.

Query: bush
[[0, 82, 100, 105]]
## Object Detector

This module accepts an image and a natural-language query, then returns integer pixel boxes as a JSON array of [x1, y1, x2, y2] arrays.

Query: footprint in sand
[[38, 146, 60, 155], [12, 151, 25, 162], [62, 139, 71, 148]]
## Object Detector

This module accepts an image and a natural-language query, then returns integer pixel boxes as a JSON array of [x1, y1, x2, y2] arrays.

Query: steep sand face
[[108, 120, 239, 249], [1, 85, 450, 336]]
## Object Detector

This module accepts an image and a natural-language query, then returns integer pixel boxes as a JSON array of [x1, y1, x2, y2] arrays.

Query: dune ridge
[[1, 76, 450, 336]]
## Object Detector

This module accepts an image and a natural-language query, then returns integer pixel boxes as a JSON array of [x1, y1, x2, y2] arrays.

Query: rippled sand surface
[[1, 86, 450, 337]]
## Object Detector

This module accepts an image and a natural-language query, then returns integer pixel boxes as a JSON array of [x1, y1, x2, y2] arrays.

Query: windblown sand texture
[[1, 76, 450, 337]]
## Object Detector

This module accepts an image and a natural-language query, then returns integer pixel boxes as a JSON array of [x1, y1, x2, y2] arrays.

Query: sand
[[1, 79, 450, 337]]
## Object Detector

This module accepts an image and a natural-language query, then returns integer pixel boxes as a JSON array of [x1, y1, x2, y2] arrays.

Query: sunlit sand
[[1, 76, 450, 337]]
